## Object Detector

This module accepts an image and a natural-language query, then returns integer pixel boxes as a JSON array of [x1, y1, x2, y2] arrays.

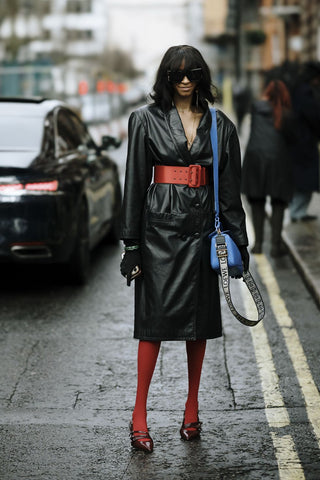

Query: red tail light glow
[[0, 183, 23, 192], [0, 181, 58, 193], [25, 180, 58, 191]]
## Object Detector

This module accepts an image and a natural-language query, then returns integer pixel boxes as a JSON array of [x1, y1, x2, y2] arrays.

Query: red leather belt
[[154, 165, 209, 188]]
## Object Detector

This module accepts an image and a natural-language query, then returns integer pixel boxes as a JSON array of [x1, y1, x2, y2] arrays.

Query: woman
[[120, 45, 249, 453], [242, 80, 293, 257]]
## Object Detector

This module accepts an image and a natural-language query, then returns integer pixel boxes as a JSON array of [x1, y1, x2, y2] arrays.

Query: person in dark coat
[[232, 82, 252, 134], [120, 45, 249, 453], [289, 62, 320, 222], [242, 80, 293, 257]]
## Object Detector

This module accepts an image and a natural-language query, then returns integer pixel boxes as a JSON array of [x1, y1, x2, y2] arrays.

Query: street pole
[[235, 0, 242, 82]]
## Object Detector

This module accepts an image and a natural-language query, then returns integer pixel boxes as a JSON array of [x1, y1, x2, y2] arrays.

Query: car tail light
[[0, 180, 59, 194], [25, 180, 59, 192], [0, 183, 23, 192]]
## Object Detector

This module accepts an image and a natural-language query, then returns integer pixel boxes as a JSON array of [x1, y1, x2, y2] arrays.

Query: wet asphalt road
[[0, 126, 320, 480]]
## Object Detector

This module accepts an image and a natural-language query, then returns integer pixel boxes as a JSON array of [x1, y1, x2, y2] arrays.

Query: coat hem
[[133, 333, 222, 341]]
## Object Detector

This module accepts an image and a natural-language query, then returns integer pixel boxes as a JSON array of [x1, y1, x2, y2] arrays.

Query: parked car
[[0, 97, 122, 283]]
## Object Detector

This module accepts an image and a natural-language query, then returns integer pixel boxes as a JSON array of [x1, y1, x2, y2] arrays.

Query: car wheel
[[68, 200, 90, 284], [106, 181, 122, 244]]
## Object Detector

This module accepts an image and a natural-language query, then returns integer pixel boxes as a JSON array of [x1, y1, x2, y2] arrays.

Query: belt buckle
[[188, 164, 201, 187]]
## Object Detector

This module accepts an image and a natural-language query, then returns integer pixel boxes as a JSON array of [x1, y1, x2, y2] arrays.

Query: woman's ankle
[[184, 400, 199, 424], [132, 410, 148, 432]]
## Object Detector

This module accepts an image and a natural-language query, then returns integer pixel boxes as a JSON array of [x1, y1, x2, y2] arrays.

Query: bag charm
[[209, 108, 265, 326]]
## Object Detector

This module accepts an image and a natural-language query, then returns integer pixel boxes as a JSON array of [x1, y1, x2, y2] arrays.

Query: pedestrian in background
[[232, 82, 252, 134], [120, 45, 249, 453], [289, 61, 320, 222], [242, 80, 293, 257]]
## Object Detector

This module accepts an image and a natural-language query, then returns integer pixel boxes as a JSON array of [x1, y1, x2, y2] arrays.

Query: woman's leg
[[249, 198, 265, 253], [132, 340, 161, 432], [271, 198, 287, 257], [184, 339, 207, 424]]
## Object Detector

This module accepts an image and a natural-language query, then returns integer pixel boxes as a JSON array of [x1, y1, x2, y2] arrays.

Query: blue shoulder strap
[[209, 107, 220, 231]]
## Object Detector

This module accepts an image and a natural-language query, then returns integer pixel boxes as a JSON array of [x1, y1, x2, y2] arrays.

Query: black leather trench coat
[[241, 100, 293, 202], [120, 104, 248, 341]]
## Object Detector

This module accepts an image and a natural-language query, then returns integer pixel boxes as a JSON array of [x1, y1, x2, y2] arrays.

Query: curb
[[282, 230, 320, 310]]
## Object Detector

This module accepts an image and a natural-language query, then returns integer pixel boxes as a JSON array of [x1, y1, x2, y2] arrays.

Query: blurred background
[[0, 0, 319, 123]]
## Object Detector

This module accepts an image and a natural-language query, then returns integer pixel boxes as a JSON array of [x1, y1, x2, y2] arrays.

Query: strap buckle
[[216, 234, 228, 258], [188, 164, 201, 187], [216, 245, 228, 258]]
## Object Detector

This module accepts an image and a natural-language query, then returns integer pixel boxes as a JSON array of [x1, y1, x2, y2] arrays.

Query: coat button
[[193, 232, 200, 238], [194, 203, 200, 208]]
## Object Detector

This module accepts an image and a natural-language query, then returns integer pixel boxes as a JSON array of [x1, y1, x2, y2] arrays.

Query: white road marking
[[239, 258, 306, 479], [255, 254, 320, 448]]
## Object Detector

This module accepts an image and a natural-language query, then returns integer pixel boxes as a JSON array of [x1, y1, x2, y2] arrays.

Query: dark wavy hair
[[263, 80, 292, 130], [149, 45, 217, 112]]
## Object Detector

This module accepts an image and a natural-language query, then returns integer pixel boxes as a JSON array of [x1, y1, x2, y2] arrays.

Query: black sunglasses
[[167, 68, 202, 84]]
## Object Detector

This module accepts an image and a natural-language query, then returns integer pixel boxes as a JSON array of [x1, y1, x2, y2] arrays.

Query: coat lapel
[[166, 107, 191, 165], [191, 108, 211, 159], [166, 106, 211, 165]]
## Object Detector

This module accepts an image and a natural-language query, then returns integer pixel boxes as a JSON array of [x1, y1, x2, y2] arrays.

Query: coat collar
[[165, 106, 211, 164]]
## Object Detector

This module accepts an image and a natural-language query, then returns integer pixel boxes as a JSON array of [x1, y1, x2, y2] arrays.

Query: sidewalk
[[282, 192, 320, 309]]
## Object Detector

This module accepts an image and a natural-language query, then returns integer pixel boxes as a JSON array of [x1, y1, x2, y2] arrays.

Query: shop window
[[66, 0, 92, 14]]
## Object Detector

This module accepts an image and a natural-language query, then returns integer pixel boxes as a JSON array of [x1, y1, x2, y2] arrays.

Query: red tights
[[132, 339, 206, 432]]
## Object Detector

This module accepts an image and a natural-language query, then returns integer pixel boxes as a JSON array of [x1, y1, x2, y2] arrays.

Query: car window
[[56, 109, 83, 153], [68, 113, 94, 147]]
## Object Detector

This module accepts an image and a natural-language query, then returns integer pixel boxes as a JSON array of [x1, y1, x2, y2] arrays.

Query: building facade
[[0, 0, 193, 98], [203, 0, 320, 96], [300, 0, 320, 61], [0, 0, 110, 96], [0, 0, 108, 62]]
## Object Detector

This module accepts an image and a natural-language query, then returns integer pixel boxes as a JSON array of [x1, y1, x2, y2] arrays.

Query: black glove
[[120, 249, 142, 286], [239, 246, 250, 273], [230, 246, 249, 279]]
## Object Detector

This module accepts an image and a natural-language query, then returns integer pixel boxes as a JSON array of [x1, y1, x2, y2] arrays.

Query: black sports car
[[0, 97, 122, 283]]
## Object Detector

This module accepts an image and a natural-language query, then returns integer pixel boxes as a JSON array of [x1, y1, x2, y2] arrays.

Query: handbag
[[208, 107, 265, 326]]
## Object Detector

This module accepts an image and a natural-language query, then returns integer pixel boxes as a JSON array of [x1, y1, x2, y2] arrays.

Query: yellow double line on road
[[240, 254, 320, 480]]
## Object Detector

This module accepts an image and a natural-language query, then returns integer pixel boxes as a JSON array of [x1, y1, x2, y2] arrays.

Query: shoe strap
[[182, 421, 202, 430], [131, 434, 152, 442], [129, 428, 152, 441]]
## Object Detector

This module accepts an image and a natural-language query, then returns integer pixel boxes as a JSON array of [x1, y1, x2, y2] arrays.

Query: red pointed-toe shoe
[[129, 421, 154, 453], [180, 416, 202, 441]]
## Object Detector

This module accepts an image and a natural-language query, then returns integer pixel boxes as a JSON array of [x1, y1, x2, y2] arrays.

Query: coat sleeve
[[219, 124, 248, 247], [120, 110, 153, 240]]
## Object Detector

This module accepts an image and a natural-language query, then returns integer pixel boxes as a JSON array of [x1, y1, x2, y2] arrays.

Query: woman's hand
[[230, 246, 249, 279], [239, 246, 250, 273], [120, 249, 142, 286]]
